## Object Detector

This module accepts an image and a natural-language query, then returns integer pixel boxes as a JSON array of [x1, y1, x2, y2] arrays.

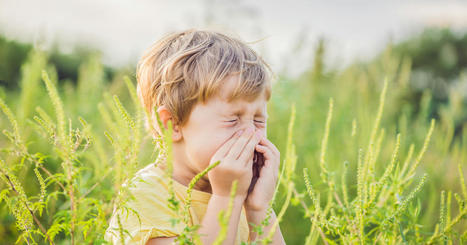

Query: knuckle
[[231, 168, 245, 176], [219, 164, 242, 175]]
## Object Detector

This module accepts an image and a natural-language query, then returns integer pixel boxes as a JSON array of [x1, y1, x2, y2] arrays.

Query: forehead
[[215, 74, 267, 101], [224, 97, 267, 116], [210, 95, 268, 118], [214, 75, 267, 113]]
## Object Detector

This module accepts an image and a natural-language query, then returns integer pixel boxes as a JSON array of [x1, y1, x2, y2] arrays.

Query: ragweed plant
[[0, 53, 154, 244], [0, 46, 466, 245], [290, 77, 467, 244], [0, 70, 101, 244]]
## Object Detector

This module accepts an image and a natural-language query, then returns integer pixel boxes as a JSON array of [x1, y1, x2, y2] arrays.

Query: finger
[[211, 130, 243, 163], [238, 131, 262, 166], [227, 128, 255, 160], [255, 144, 276, 167], [246, 152, 254, 171], [259, 137, 280, 157], [260, 138, 280, 157]]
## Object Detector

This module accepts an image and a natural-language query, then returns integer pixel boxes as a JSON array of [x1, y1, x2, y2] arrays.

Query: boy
[[105, 29, 286, 245]]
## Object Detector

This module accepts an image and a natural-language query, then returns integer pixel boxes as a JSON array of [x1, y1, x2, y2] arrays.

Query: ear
[[156, 105, 183, 142]]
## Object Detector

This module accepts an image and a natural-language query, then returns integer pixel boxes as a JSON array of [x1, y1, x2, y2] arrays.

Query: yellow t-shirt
[[104, 163, 250, 244]]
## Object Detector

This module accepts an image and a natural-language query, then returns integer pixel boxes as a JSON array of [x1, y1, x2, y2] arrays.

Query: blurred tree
[[394, 28, 467, 82], [0, 36, 31, 89], [0, 35, 116, 90], [378, 28, 467, 140], [368, 28, 467, 140]]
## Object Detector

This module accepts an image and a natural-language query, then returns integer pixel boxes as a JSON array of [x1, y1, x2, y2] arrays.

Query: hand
[[244, 136, 280, 211], [208, 128, 263, 199]]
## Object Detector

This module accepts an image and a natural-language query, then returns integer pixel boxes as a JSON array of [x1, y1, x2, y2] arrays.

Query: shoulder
[[129, 163, 170, 194], [104, 163, 184, 245]]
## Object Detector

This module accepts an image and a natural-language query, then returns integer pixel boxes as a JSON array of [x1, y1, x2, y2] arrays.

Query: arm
[[148, 128, 261, 245], [147, 194, 245, 245], [197, 194, 245, 244], [246, 209, 285, 244], [146, 237, 176, 245], [245, 135, 284, 244]]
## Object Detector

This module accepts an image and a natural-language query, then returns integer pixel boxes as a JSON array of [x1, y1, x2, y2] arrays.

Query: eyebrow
[[229, 108, 268, 118]]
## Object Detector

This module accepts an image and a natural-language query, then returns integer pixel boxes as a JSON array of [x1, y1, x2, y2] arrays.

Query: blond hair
[[136, 29, 273, 137]]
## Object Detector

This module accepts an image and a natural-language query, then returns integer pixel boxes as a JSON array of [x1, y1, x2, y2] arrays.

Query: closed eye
[[226, 119, 265, 123]]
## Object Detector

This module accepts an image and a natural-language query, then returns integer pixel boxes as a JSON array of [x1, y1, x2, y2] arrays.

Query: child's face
[[180, 75, 268, 174]]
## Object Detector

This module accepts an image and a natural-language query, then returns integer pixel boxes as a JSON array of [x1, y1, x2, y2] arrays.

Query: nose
[[239, 121, 257, 133]]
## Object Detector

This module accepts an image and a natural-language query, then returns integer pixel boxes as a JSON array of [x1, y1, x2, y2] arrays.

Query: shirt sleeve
[[104, 176, 185, 245]]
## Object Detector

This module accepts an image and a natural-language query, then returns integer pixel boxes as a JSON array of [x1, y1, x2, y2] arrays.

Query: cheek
[[209, 131, 233, 155], [189, 131, 232, 167]]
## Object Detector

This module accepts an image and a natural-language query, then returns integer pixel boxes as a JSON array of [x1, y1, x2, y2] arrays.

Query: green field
[[0, 28, 466, 244]]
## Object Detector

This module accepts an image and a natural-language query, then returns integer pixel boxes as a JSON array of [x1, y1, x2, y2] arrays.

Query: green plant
[[0, 42, 466, 244]]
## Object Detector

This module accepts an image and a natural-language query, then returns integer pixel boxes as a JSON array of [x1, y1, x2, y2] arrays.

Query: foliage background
[[0, 27, 466, 244]]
